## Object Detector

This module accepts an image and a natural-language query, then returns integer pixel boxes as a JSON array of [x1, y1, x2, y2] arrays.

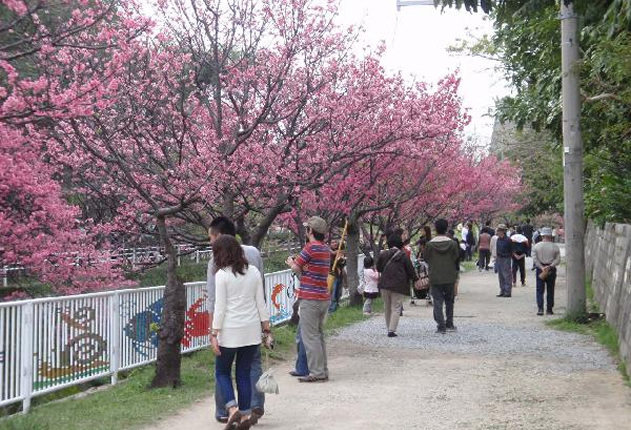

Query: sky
[[334, 0, 510, 144]]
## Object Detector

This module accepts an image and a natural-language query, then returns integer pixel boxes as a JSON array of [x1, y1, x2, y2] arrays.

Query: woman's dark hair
[[387, 233, 403, 249], [364, 256, 374, 268], [212, 235, 248, 276]]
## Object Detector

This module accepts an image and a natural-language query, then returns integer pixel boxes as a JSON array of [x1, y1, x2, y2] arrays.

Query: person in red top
[[286, 216, 331, 382]]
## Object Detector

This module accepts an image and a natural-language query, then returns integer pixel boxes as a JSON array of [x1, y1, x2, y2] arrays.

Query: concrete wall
[[585, 222, 631, 373]]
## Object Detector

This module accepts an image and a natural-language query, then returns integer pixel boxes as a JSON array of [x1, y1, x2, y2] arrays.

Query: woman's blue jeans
[[295, 326, 309, 376], [215, 344, 258, 414]]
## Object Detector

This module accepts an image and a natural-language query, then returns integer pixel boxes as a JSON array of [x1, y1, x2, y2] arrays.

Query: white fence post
[[20, 302, 34, 413], [110, 292, 121, 385]]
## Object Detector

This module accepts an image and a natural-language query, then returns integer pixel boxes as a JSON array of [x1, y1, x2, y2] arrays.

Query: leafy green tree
[[439, 0, 631, 223]]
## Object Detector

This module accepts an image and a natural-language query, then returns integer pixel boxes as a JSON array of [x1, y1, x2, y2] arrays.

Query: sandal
[[298, 375, 327, 383], [236, 418, 251, 430], [224, 410, 242, 430]]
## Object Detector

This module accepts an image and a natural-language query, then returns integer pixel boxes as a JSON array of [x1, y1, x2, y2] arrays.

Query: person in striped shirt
[[286, 216, 331, 382]]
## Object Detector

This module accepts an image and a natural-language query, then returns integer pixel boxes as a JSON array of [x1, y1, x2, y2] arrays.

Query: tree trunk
[[250, 204, 287, 248], [235, 216, 252, 245], [346, 220, 363, 307], [151, 215, 186, 388]]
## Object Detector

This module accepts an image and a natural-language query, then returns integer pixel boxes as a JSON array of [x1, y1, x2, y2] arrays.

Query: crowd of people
[[204, 215, 562, 429]]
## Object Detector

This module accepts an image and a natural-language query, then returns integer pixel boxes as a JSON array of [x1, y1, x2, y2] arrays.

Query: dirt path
[[144, 261, 631, 430]]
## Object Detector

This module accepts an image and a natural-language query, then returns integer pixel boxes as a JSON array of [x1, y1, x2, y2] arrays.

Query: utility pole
[[560, 1, 586, 317]]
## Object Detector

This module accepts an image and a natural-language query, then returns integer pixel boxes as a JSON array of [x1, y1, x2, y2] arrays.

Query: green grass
[[546, 280, 629, 385], [461, 261, 478, 272], [0, 301, 374, 430]]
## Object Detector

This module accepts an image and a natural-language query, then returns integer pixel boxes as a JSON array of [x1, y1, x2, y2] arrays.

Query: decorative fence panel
[[0, 304, 23, 407], [0, 254, 364, 413]]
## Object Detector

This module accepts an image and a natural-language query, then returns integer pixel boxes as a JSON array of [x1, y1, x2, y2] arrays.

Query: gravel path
[[144, 258, 631, 430]]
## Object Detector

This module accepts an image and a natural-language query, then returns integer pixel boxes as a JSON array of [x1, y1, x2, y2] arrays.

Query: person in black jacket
[[376, 233, 418, 337]]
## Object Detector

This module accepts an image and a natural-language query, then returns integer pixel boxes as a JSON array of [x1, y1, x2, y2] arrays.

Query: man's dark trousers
[[478, 249, 491, 270], [431, 283, 455, 330], [512, 255, 526, 284], [536, 267, 557, 311]]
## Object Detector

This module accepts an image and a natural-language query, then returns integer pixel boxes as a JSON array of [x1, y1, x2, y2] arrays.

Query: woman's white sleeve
[[212, 271, 227, 330], [254, 269, 270, 322]]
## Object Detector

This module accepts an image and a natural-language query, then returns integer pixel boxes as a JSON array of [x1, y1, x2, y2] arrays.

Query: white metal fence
[[0, 254, 365, 413], [0, 271, 296, 412]]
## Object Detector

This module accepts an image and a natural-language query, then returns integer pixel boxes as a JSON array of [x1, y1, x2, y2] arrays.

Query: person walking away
[[522, 219, 534, 257], [285, 216, 331, 382], [532, 227, 561, 315], [359, 256, 379, 315], [424, 219, 460, 334], [465, 222, 476, 261], [211, 235, 272, 430], [478, 228, 492, 271], [511, 226, 529, 287], [495, 224, 513, 297], [376, 233, 418, 337], [207, 217, 267, 425]]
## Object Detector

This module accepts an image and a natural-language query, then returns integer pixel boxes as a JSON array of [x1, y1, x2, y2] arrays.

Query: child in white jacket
[[359, 256, 380, 315]]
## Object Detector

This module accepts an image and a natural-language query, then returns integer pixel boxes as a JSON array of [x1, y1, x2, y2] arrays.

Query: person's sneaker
[[436, 328, 447, 334], [216, 416, 229, 424], [522, 282, 527, 287], [496, 293, 505, 297], [537, 309, 544, 316], [446, 326, 457, 332], [512, 282, 517, 288], [503, 294, 512, 298], [249, 407, 264, 426], [546, 309, 554, 315], [387, 331, 398, 337]]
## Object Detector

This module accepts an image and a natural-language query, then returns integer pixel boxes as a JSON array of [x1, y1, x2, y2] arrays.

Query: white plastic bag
[[256, 368, 279, 394], [256, 348, 279, 394]]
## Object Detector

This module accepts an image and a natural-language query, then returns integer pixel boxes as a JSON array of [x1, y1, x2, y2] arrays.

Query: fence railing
[[0, 254, 365, 413]]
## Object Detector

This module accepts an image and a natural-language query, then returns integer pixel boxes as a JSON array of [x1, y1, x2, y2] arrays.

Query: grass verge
[[0, 300, 377, 430], [546, 281, 629, 386]]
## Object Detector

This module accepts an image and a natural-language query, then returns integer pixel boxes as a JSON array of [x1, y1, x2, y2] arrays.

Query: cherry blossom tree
[[0, 0, 149, 293]]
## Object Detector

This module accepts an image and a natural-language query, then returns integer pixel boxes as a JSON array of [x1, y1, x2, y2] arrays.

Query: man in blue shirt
[[494, 224, 513, 297]]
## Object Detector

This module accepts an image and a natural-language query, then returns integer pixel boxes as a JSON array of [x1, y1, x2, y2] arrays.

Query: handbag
[[539, 266, 552, 280], [256, 348, 279, 394]]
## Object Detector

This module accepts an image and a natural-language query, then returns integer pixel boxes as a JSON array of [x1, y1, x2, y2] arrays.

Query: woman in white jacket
[[211, 235, 271, 430]]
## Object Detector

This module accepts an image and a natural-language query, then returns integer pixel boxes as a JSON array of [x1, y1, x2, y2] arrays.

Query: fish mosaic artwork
[[123, 298, 163, 357], [269, 274, 297, 324]]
